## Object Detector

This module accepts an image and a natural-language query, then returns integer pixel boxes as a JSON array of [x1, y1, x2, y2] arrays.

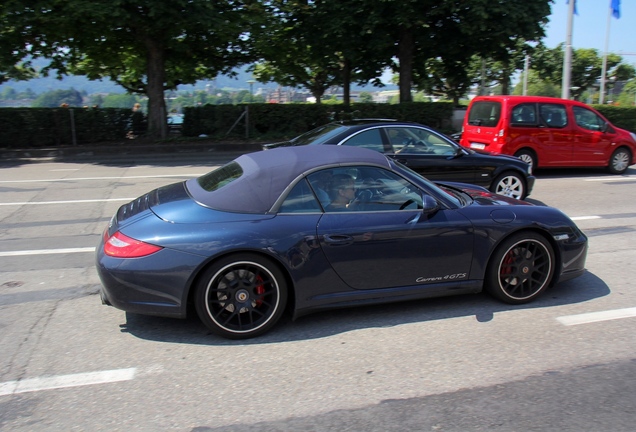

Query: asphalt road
[[1, 153, 635, 431]]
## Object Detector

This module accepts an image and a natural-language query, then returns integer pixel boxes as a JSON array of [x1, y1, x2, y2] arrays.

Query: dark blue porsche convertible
[[96, 146, 588, 339]]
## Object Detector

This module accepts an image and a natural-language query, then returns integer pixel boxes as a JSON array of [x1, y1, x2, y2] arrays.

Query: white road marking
[[0, 247, 95, 257], [571, 216, 601, 221], [585, 176, 636, 182], [0, 174, 202, 184], [556, 307, 636, 326], [0, 368, 136, 396], [0, 198, 134, 206]]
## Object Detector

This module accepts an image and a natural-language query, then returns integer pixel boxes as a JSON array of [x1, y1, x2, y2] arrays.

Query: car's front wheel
[[195, 254, 288, 339], [485, 233, 555, 304], [608, 147, 631, 174], [491, 171, 526, 199]]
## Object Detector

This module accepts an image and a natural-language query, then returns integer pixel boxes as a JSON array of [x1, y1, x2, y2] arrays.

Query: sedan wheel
[[608, 148, 631, 174], [195, 254, 287, 339], [485, 233, 555, 304], [491, 172, 526, 199]]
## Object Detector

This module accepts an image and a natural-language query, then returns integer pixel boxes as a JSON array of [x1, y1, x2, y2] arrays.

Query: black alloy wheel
[[195, 254, 288, 339], [485, 232, 555, 304]]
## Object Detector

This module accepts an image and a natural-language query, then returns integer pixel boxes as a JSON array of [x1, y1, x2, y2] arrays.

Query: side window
[[573, 106, 606, 131], [539, 104, 568, 128], [341, 129, 385, 152], [511, 103, 537, 126], [278, 179, 322, 213], [307, 166, 423, 212], [389, 127, 456, 155]]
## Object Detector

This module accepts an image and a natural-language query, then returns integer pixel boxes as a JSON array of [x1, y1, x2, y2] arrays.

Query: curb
[[1, 142, 264, 163]]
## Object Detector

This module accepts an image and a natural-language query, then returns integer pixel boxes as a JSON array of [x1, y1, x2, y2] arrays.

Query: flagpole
[[599, 6, 612, 104], [561, 0, 576, 99]]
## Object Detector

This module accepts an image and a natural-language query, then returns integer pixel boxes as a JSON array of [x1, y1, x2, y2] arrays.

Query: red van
[[460, 95, 636, 174]]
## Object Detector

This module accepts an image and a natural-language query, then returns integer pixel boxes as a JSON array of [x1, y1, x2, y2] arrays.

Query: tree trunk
[[398, 27, 414, 103], [342, 59, 351, 107], [145, 39, 167, 139]]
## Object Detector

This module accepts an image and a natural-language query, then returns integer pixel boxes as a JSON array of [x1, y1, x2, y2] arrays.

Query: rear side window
[[467, 102, 501, 127], [279, 179, 322, 213], [511, 103, 537, 126], [197, 162, 243, 191], [539, 104, 567, 128], [341, 129, 384, 152]]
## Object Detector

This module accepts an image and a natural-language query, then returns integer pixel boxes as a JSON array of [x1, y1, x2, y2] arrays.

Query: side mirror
[[422, 194, 440, 215]]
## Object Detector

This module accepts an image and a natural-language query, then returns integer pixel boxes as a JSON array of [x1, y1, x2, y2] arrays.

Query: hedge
[[1, 102, 634, 149], [0, 107, 145, 149], [182, 102, 455, 140]]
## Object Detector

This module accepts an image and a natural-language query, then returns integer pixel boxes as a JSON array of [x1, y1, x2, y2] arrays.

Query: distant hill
[[0, 64, 394, 96]]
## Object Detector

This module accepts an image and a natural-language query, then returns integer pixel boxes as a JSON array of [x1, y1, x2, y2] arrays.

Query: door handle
[[323, 234, 354, 246]]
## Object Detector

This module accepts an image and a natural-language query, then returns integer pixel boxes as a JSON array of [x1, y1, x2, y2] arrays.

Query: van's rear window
[[468, 102, 501, 127]]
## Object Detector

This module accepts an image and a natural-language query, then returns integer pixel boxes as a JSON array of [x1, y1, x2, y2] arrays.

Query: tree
[[252, 0, 390, 106], [2, 0, 263, 138], [532, 44, 625, 100], [368, 0, 551, 103], [31, 88, 83, 107]]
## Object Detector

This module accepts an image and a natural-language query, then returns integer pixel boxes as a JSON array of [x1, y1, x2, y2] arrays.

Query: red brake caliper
[[254, 275, 265, 307]]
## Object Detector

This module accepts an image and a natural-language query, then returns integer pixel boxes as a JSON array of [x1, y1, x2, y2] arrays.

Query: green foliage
[[592, 105, 636, 131], [616, 79, 636, 107], [0, 107, 144, 147], [530, 44, 628, 100], [182, 102, 455, 140], [32, 89, 84, 107]]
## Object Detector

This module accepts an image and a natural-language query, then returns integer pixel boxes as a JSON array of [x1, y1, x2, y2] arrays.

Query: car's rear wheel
[[485, 233, 555, 304], [491, 171, 526, 199], [514, 149, 537, 172], [195, 254, 287, 339], [608, 147, 631, 174]]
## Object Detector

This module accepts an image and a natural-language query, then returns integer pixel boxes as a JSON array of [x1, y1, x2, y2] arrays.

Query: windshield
[[291, 123, 348, 145], [390, 160, 463, 208]]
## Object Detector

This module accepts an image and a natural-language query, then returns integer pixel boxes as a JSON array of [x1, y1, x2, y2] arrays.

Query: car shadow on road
[[119, 270, 610, 346]]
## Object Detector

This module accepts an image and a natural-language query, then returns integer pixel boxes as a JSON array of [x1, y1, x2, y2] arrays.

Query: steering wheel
[[399, 199, 417, 210]]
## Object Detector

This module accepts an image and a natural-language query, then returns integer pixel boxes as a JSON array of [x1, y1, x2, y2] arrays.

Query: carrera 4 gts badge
[[416, 273, 467, 283]]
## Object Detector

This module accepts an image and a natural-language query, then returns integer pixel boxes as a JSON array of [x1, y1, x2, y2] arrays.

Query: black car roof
[[187, 145, 391, 213]]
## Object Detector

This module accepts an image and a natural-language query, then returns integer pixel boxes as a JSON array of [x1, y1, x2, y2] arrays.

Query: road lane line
[[557, 307, 636, 326], [571, 216, 601, 221], [0, 198, 134, 206], [0, 174, 202, 184], [0, 368, 137, 396], [0, 247, 95, 257], [585, 177, 636, 182]]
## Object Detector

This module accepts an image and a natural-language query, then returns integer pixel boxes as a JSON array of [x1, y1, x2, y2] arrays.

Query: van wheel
[[491, 172, 526, 200], [608, 148, 631, 174], [514, 149, 536, 172]]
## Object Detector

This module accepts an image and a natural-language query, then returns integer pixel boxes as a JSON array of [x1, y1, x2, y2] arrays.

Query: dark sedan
[[265, 120, 535, 199], [97, 146, 587, 339]]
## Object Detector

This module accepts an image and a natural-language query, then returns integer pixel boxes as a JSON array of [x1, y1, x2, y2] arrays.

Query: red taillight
[[103, 231, 163, 258]]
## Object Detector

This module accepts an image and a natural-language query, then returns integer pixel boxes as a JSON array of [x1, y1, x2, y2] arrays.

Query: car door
[[385, 126, 478, 184], [309, 166, 474, 290], [537, 103, 573, 165], [571, 106, 615, 167]]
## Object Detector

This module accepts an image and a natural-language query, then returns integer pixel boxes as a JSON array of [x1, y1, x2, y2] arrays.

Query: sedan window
[[389, 127, 457, 156], [340, 129, 385, 152]]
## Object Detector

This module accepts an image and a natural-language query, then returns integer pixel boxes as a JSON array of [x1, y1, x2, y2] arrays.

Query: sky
[[543, 0, 635, 65]]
